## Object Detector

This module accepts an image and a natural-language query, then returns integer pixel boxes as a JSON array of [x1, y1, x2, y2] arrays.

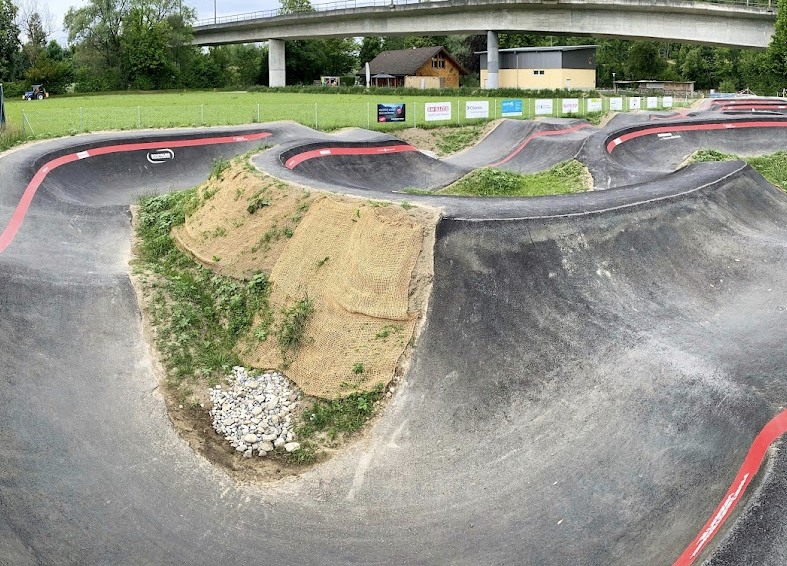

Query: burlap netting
[[242, 197, 426, 398]]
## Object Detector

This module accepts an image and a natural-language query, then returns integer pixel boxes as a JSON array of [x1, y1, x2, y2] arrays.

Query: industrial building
[[478, 45, 597, 90]]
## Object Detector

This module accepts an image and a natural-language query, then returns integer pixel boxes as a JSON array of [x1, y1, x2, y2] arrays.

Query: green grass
[[287, 385, 385, 463], [2, 90, 693, 140], [435, 125, 484, 154], [690, 149, 787, 190], [441, 160, 589, 197], [135, 189, 272, 396], [0, 124, 27, 152]]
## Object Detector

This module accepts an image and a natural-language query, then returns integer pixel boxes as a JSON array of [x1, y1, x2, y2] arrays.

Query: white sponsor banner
[[609, 97, 623, 111], [535, 99, 553, 115], [647, 96, 659, 109], [629, 97, 641, 110], [465, 100, 489, 119], [663, 96, 673, 108], [562, 98, 580, 114], [425, 101, 451, 121], [587, 98, 602, 113]]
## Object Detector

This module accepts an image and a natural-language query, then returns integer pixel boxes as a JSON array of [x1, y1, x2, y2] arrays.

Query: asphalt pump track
[[2, 107, 787, 565]]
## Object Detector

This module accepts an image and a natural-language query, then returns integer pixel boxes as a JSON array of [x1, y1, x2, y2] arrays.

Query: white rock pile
[[209, 366, 302, 458]]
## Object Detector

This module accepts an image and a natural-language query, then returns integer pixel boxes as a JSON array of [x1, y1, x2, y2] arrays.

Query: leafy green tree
[[625, 41, 666, 79], [64, 0, 127, 69], [0, 0, 20, 81], [25, 57, 73, 93], [279, 0, 314, 14], [359, 36, 383, 65], [121, 5, 173, 88]]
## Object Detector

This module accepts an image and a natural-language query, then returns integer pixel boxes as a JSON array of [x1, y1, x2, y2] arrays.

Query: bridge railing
[[194, 0, 772, 27]]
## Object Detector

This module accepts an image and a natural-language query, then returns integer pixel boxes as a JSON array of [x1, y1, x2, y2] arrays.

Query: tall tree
[[64, 0, 128, 69], [0, 0, 20, 81], [359, 36, 383, 66]]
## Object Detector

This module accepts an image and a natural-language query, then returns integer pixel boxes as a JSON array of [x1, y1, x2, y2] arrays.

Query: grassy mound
[[440, 160, 591, 197], [690, 149, 787, 191]]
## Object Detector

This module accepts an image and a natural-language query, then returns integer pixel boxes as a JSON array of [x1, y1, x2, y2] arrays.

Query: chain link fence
[[16, 96, 694, 138]]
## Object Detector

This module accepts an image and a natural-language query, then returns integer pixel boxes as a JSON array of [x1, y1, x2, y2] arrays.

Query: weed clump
[[277, 297, 315, 366]]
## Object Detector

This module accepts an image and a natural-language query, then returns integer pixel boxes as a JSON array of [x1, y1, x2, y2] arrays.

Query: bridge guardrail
[[194, 0, 773, 28]]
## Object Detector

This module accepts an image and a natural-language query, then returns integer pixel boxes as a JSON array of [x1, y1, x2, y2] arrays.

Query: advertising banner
[[609, 97, 623, 111], [377, 103, 406, 123], [629, 97, 641, 110], [465, 100, 489, 119], [425, 101, 452, 121], [534, 99, 552, 116], [587, 98, 602, 113], [562, 98, 580, 114], [647, 97, 659, 109], [663, 96, 673, 108], [0, 84, 5, 126], [502, 99, 523, 117]]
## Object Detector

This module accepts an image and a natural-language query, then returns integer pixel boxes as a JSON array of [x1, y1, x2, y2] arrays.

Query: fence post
[[367, 102, 370, 129], [257, 103, 260, 123], [413, 102, 416, 128], [137, 106, 141, 128], [21, 110, 25, 136], [200, 104, 204, 125], [80, 107, 83, 131], [494, 98, 497, 119]]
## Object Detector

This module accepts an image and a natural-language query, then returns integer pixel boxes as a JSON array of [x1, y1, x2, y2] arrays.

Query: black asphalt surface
[[2, 110, 787, 566]]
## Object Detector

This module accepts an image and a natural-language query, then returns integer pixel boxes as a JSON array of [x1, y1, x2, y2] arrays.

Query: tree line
[[0, 0, 786, 96]]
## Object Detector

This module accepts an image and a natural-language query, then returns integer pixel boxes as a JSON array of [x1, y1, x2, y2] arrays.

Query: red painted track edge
[[606, 120, 787, 154], [671, 408, 787, 566], [0, 131, 271, 254], [284, 144, 418, 170]]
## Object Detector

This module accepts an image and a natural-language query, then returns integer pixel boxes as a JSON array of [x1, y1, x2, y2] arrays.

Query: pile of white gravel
[[209, 367, 302, 458]]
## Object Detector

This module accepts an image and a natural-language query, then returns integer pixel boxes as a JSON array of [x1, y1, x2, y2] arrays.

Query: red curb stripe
[[284, 144, 418, 170], [0, 132, 271, 254], [606, 121, 787, 153], [672, 408, 787, 566], [489, 123, 593, 167]]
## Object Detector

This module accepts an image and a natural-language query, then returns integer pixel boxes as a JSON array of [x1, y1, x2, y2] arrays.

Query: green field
[[4, 90, 691, 138]]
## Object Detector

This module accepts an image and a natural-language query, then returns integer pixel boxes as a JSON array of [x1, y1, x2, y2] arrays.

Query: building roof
[[364, 46, 468, 76], [476, 45, 598, 54]]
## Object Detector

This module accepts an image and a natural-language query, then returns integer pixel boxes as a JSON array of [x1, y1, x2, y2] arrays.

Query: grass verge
[[690, 149, 787, 190], [440, 160, 590, 197], [287, 385, 385, 464], [135, 189, 272, 399]]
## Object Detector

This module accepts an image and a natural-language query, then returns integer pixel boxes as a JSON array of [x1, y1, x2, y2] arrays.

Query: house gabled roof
[[364, 46, 469, 76]]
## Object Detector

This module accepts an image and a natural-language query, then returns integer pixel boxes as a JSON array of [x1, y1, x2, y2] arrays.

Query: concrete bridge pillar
[[486, 30, 499, 90], [269, 38, 286, 87]]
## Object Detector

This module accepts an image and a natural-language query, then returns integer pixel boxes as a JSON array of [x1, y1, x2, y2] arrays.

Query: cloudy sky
[[48, 0, 282, 43]]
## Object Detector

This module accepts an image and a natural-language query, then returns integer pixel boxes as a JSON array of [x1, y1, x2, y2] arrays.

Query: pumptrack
[[2, 102, 787, 566]]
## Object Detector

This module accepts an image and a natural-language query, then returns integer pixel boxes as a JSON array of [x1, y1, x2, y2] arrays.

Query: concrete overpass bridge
[[192, 0, 776, 88]]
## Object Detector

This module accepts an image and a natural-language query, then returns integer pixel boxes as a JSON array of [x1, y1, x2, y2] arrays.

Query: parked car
[[22, 85, 49, 100]]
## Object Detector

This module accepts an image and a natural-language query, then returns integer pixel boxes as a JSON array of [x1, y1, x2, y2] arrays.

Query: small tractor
[[22, 85, 49, 101]]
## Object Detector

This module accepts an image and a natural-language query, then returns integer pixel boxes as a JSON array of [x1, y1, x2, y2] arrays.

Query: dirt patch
[[394, 120, 501, 156], [130, 155, 439, 481]]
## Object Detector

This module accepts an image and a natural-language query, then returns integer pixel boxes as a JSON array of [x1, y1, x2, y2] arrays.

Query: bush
[[1, 81, 27, 98], [248, 84, 600, 98]]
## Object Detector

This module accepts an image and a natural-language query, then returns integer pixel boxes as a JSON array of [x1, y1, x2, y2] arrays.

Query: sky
[[47, 0, 281, 44]]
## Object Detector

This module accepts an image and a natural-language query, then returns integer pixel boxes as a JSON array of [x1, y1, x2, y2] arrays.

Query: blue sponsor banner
[[377, 103, 406, 122], [502, 99, 523, 117], [709, 93, 735, 99]]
